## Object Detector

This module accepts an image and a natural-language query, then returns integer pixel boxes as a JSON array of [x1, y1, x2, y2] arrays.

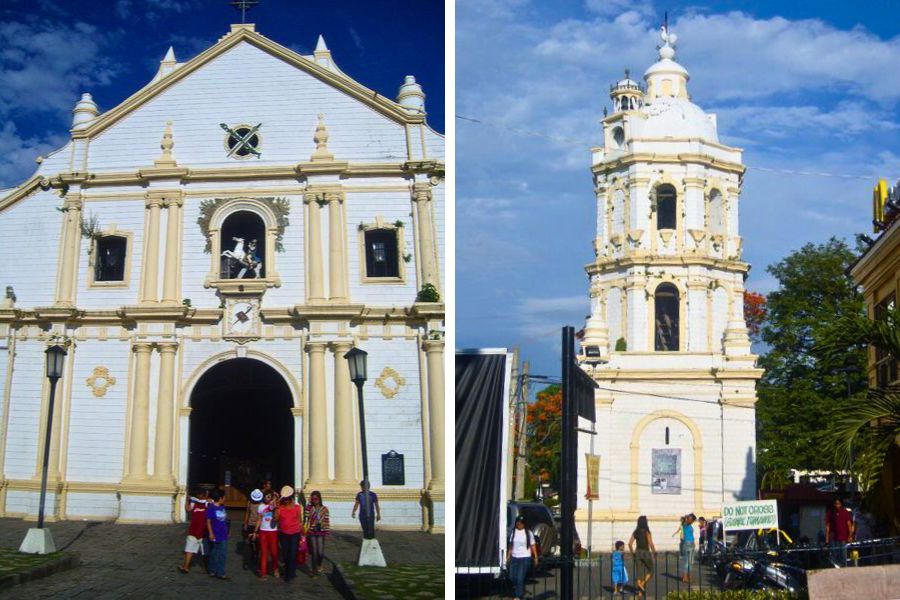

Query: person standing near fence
[[506, 515, 538, 600], [825, 497, 854, 565], [675, 513, 696, 584], [628, 515, 656, 597]]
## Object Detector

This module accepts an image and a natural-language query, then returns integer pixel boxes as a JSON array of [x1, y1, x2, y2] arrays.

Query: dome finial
[[659, 18, 678, 60]]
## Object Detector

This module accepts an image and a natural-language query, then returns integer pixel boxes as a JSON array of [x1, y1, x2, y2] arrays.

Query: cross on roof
[[229, 0, 259, 24]]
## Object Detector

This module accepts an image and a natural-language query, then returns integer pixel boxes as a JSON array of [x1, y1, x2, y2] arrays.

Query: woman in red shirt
[[275, 485, 303, 583], [306, 490, 331, 577]]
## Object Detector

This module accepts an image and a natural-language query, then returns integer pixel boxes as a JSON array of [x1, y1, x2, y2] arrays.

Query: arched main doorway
[[188, 358, 294, 505]]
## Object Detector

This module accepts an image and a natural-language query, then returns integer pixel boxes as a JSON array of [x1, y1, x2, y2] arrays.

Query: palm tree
[[816, 306, 900, 533]]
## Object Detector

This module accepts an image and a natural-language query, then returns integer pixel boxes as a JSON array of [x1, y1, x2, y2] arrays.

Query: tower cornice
[[592, 153, 745, 176], [585, 255, 749, 277]]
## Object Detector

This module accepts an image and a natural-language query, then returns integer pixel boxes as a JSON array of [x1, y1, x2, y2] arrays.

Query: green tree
[[756, 238, 868, 488], [817, 304, 900, 532]]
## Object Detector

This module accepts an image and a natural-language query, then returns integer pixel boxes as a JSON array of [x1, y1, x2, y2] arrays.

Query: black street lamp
[[344, 347, 373, 536], [38, 345, 66, 529]]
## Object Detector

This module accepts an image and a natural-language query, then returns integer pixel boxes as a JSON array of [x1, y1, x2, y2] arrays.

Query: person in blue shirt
[[611, 540, 628, 594], [206, 489, 230, 580], [675, 513, 696, 583], [351, 480, 381, 539]]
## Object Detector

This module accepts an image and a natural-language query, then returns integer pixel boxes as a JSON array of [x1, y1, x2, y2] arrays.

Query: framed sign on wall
[[651, 448, 681, 494]]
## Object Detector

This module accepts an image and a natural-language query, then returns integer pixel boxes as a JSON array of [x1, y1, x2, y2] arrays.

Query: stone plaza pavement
[[0, 516, 444, 599]]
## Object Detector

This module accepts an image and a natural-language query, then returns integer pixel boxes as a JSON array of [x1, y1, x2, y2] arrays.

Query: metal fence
[[455, 537, 900, 599]]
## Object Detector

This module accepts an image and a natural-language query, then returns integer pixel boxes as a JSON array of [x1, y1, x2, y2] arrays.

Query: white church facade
[[0, 24, 445, 531], [576, 28, 761, 549]]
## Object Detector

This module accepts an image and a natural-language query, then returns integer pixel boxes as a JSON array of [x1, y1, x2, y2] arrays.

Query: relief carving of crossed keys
[[220, 123, 262, 158]]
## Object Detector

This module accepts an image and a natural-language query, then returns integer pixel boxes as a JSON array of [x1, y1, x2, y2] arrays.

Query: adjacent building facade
[[0, 24, 445, 530], [850, 187, 900, 533], [576, 27, 761, 548]]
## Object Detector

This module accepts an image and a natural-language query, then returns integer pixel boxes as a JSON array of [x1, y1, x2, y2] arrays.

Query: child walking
[[611, 540, 629, 594]]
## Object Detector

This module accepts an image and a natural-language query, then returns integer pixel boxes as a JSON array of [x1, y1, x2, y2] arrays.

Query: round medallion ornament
[[375, 367, 406, 399], [220, 123, 262, 159], [86, 366, 117, 397]]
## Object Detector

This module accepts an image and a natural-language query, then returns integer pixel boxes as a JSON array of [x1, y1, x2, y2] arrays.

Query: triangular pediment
[[74, 26, 421, 140]]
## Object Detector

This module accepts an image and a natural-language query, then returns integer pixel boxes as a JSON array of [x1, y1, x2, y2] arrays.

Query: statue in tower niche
[[221, 236, 263, 279]]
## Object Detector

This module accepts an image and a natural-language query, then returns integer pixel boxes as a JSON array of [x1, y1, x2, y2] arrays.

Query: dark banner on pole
[[572, 360, 598, 423], [455, 352, 508, 567]]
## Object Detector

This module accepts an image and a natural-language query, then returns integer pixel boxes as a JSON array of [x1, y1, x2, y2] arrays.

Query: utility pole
[[560, 326, 576, 600]]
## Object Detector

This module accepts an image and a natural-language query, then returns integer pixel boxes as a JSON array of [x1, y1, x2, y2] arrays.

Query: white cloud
[[585, 0, 655, 19], [0, 122, 66, 187]]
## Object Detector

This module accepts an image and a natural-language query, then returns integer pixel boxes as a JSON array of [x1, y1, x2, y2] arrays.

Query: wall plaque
[[651, 448, 682, 495], [381, 450, 405, 486]]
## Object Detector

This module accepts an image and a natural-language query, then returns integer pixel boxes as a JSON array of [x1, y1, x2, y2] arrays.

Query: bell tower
[[576, 24, 762, 550]]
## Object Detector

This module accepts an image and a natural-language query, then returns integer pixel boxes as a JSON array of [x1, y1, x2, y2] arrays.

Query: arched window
[[220, 211, 266, 279], [654, 283, 680, 351], [656, 184, 677, 230], [612, 126, 625, 149], [94, 235, 127, 282]]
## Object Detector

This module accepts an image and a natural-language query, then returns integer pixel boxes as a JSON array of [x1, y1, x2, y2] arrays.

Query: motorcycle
[[718, 553, 805, 593]]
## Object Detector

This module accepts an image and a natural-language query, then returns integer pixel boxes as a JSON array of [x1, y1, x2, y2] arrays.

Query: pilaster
[[304, 192, 326, 303], [327, 192, 348, 302], [53, 194, 83, 307], [125, 342, 154, 480], [152, 342, 177, 485], [331, 341, 355, 485], [160, 194, 184, 306], [413, 183, 440, 290], [139, 194, 163, 304], [306, 341, 329, 484], [423, 339, 444, 495]]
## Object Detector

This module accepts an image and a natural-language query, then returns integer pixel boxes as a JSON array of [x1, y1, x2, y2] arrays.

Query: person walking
[[206, 489, 230, 580], [178, 489, 208, 574], [506, 515, 538, 600], [611, 540, 629, 594], [306, 490, 331, 577], [675, 513, 697, 584], [275, 485, 303, 583], [351, 480, 381, 539], [254, 489, 279, 580], [628, 515, 656, 596], [243, 488, 263, 570]]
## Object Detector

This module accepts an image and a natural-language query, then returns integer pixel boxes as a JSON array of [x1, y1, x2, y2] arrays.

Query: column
[[153, 342, 177, 483], [161, 195, 183, 305], [423, 339, 445, 492], [140, 195, 163, 304], [413, 183, 439, 289], [305, 193, 325, 302], [127, 342, 153, 479], [54, 194, 82, 307], [327, 192, 348, 302], [306, 342, 329, 484], [331, 341, 355, 485]]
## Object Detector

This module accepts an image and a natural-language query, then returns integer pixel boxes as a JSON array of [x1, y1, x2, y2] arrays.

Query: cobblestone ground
[[0, 516, 444, 599]]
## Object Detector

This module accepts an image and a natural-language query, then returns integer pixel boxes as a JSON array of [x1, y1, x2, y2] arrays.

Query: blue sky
[[0, 0, 444, 188], [456, 0, 900, 378]]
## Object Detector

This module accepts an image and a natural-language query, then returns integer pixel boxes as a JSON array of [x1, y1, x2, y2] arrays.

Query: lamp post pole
[[345, 347, 385, 565], [353, 379, 375, 539], [37, 375, 60, 529], [20, 345, 67, 554]]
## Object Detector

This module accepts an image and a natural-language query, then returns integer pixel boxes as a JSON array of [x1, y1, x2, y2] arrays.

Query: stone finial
[[72, 93, 99, 130], [397, 75, 425, 115], [1, 286, 15, 309], [155, 121, 177, 167], [311, 114, 334, 162]]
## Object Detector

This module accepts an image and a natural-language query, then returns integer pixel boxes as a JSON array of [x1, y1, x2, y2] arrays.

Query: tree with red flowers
[[744, 290, 767, 342], [526, 384, 562, 493]]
